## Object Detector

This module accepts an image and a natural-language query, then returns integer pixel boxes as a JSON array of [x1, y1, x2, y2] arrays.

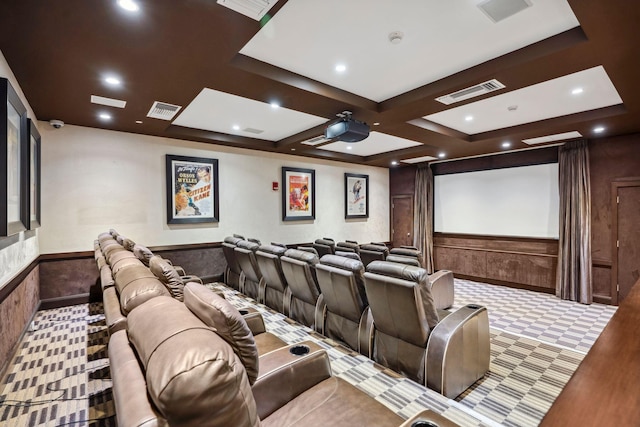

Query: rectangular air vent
[[478, 0, 532, 23], [217, 0, 279, 21], [301, 135, 331, 146], [243, 127, 264, 134], [147, 101, 182, 121], [523, 131, 583, 145], [91, 95, 126, 109], [435, 79, 505, 105]]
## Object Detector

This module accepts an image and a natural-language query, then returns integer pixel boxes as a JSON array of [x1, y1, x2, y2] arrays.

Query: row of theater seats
[[223, 235, 489, 399], [94, 230, 454, 427]]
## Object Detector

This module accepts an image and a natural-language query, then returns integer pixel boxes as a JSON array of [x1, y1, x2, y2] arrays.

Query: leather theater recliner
[[222, 236, 244, 291], [109, 282, 450, 427], [313, 238, 336, 258], [280, 248, 322, 329], [255, 244, 289, 314], [384, 255, 455, 310], [359, 243, 389, 267], [315, 254, 372, 356], [364, 261, 490, 399], [234, 239, 264, 301], [389, 247, 423, 267]]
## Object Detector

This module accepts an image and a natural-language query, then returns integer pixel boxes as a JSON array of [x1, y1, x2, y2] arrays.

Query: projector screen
[[434, 163, 559, 238]]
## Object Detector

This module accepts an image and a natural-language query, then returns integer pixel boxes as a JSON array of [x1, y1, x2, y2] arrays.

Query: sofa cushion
[[127, 296, 259, 427], [133, 244, 154, 266], [183, 283, 259, 385], [149, 255, 185, 301]]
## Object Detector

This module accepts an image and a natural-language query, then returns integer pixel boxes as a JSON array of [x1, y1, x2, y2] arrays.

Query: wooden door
[[391, 195, 413, 247], [612, 180, 640, 304]]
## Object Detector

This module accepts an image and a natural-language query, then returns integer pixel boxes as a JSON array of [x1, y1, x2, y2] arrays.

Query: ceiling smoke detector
[[388, 31, 404, 45]]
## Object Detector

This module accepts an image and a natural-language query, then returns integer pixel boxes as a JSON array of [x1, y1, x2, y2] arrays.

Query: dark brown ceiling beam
[[165, 125, 277, 150], [406, 118, 470, 141], [231, 54, 378, 112], [378, 27, 589, 116], [469, 104, 627, 142]]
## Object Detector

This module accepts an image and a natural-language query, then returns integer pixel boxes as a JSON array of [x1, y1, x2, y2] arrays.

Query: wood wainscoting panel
[[434, 233, 558, 292]]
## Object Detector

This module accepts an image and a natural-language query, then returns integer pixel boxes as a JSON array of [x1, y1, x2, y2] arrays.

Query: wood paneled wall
[[434, 233, 557, 293]]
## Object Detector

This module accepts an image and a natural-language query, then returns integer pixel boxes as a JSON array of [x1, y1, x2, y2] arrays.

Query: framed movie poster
[[345, 173, 368, 219], [282, 166, 315, 221], [166, 154, 219, 224], [1, 78, 28, 236], [27, 119, 41, 229]]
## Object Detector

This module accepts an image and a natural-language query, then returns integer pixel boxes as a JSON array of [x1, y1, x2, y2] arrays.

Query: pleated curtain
[[556, 140, 592, 303], [413, 164, 434, 273]]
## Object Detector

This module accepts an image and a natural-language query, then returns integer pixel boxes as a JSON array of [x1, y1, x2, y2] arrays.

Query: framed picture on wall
[[166, 154, 219, 224], [1, 78, 28, 236], [282, 166, 315, 221], [345, 173, 369, 219], [27, 119, 41, 229]]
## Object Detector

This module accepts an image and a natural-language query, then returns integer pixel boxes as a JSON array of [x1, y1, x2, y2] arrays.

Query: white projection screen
[[434, 163, 559, 238]]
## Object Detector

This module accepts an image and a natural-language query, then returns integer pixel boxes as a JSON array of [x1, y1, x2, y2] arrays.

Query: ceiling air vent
[[301, 135, 331, 146], [435, 79, 505, 105], [243, 127, 264, 134], [147, 101, 182, 121], [217, 0, 279, 21], [478, 0, 532, 23]]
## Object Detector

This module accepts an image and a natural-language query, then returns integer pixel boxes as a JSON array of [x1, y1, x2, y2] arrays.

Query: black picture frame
[[165, 154, 219, 224], [345, 173, 369, 219], [27, 119, 41, 229], [282, 166, 315, 221], [1, 78, 28, 236]]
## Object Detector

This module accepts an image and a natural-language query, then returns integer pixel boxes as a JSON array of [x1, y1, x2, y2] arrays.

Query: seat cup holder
[[411, 422, 438, 427], [467, 304, 481, 310], [289, 345, 310, 356], [239, 309, 249, 315]]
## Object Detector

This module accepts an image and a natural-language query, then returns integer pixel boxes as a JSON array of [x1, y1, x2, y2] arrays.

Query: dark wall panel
[[39, 258, 99, 301], [589, 133, 640, 301], [390, 165, 416, 196], [0, 265, 39, 377], [156, 246, 226, 282]]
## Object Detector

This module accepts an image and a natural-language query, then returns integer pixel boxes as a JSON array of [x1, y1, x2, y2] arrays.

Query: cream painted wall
[[39, 123, 389, 254], [0, 50, 40, 289]]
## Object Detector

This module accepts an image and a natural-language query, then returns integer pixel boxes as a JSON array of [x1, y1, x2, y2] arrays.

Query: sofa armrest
[[426, 304, 490, 398], [238, 307, 266, 335], [180, 275, 202, 284], [428, 270, 454, 310], [252, 341, 331, 419], [108, 330, 166, 427], [399, 409, 460, 427], [103, 287, 127, 335]]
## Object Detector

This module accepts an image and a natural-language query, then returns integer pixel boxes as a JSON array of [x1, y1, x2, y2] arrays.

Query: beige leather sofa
[[108, 282, 456, 427]]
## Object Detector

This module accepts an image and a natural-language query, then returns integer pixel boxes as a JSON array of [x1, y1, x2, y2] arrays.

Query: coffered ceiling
[[0, 0, 637, 167]]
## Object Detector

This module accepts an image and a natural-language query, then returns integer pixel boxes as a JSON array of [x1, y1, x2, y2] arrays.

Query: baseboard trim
[[40, 293, 91, 310]]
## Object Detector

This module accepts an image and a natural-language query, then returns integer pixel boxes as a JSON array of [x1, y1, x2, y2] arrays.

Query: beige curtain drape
[[413, 164, 434, 273], [557, 140, 592, 303]]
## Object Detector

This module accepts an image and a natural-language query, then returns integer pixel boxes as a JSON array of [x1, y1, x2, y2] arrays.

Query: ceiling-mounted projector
[[325, 111, 370, 142]]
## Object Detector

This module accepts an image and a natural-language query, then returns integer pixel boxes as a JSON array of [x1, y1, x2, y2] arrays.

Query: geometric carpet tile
[[451, 278, 616, 353]]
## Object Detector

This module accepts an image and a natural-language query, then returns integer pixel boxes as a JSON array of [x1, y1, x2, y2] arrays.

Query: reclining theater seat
[[364, 261, 490, 399], [280, 248, 322, 329], [111, 289, 443, 427], [316, 254, 371, 355], [113, 262, 171, 315], [222, 236, 244, 291], [235, 240, 264, 301], [359, 243, 389, 267], [255, 244, 289, 314], [384, 255, 455, 310], [313, 238, 336, 258], [389, 247, 423, 267], [336, 241, 360, 254]]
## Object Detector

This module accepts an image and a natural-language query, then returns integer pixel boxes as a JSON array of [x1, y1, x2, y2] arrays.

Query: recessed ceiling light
[[270, 102, 280, 109], [465, 115, 474, 121], [117, 0, 139, 12], [291, 148, 296, 151], [502, 141, 511, 148], [232, 125, 240, 131], [593, 126, 605, 133], [104, 76, 121, 86], [373, 122, 380, 126], [346, 146, 352, 150], [438, 152, 446, 158], [135, 120, 143, 124], [99, 113, 112, 121], [572, 87, 584, 95], [335, 64, 347, 73], [391, 161, 398, 166]]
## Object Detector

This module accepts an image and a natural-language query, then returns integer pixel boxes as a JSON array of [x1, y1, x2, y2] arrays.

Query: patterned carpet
[[0, 279, 617, 427]]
